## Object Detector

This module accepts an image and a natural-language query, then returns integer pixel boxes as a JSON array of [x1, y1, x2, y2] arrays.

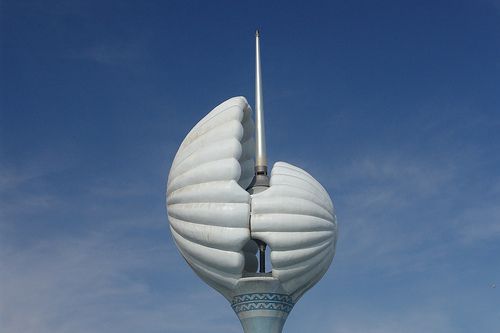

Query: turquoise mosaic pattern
[[231, 293, 294, 314]]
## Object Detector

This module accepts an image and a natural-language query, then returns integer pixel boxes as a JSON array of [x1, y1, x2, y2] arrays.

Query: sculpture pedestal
[[229, 276, 294, 333]]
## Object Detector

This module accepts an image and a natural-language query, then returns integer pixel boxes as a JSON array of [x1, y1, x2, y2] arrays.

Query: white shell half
[[250, 162, 338, 301], [166, 96, 337, 303], [166, 97, 255, 298]]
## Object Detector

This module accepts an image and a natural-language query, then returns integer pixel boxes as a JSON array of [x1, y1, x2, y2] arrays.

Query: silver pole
[[255, 30, 267, 173], [247, 30, 269, 194], [251, 30, 269, 267]]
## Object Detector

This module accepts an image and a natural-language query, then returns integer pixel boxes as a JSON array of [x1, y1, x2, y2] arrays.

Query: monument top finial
[[254, 30, 267, 172], [249, 28, 270, 194]]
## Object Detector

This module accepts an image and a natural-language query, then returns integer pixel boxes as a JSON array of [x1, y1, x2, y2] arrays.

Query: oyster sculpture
[[166, 31, 338, 333]]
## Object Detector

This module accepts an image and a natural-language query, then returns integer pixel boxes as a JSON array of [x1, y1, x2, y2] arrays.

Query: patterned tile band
[[231, 293, 294, 314]]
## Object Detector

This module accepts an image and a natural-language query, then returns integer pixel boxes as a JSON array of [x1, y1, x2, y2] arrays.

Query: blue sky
[[1, 0, 499, 332]]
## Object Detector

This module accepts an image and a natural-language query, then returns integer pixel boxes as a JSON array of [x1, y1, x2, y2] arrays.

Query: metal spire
[[251, 30, 270, 273], [249, 29, 269, 194], [255, 30, 267, 174]]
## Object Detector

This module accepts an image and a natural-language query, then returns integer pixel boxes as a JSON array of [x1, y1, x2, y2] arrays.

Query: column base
[[229, 276, 294, 333]]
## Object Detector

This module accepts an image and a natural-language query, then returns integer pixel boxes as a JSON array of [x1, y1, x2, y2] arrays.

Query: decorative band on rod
[[231, 293, 294, 314]]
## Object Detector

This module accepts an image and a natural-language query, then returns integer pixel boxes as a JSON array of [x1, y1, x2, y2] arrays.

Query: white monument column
[[166, 31, 338, 333]]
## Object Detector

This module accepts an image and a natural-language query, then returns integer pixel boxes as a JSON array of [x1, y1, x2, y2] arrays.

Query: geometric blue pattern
[[231, 293, 294, 314]]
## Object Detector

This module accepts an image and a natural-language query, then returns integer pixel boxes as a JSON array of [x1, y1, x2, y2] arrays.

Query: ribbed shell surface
[[166, 97, 255, 298], [250, 162, 338, 301]]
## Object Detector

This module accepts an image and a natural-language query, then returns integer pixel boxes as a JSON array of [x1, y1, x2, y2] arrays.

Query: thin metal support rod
[[255, 30, 267, 172], [259, 243, 266, 273]]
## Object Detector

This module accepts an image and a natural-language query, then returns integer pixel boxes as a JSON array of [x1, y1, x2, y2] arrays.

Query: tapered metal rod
[[256, 239, 266, 273], [255, 30, 267, 173], [248, 30, 269, 193], [259, 247, 266, 273]]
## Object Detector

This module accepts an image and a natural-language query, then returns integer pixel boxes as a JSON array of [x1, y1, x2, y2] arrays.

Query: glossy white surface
[[167, 96, 255, 298], [166, 97, 337, 303], [251, 162, 337, 301]]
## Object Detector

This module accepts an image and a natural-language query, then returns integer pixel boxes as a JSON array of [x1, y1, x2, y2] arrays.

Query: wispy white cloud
[[0, 150, 76, 192], [284, 296, 457, 333], [326, 307, 454, 333], [0, 228, 238, 333], [456, 204, 500, 243], [0, 152, 77, 234], [316, 147, 500, 278], [75, 44, 138, 65], [326, 154, 452, 266], [332, 152, 457, 206], [0, 146, 238, 332], [66, 41, 150, 67]]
